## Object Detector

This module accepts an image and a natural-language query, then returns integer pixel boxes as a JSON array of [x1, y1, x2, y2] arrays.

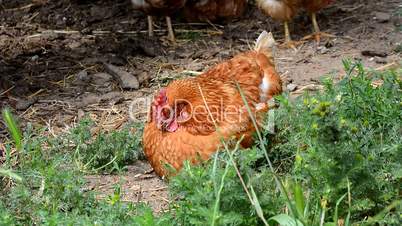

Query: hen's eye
[[161, 108, 172, 118]]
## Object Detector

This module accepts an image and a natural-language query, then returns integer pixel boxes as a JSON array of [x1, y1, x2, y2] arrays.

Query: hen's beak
[[157, 114, 174, 132], [160, 121, 169, 132]]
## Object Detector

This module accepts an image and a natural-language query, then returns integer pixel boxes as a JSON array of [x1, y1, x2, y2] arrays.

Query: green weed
[[0, 111, 148, 225], [0, 61, 400, 225], [169, 61, 402, 225], [67, 118, 145, 173]]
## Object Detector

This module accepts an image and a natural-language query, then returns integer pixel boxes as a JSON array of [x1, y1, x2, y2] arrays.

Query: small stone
[[287, 84, 298, 92], [218, 50, 231, 58], [42, 30, 62, 40], [16, 98, 37, 110], [77, 109, 85, 120], [92, 73, 112, 85], [77, 70, 89, 82], [374, 12, 391, 23], [108, 54, 126, 66], [31, 55, 39, 61], [100, 92, 124, 104], [137, 71, 152, 85], [67, 41, 82, 49], [374, 57, 387, 64], [96, 85, 113, 93], [361, 50, 387, 58], [78, 93, 100, 107], [318, 46, 329, 54], [103, 63, 139, 90]]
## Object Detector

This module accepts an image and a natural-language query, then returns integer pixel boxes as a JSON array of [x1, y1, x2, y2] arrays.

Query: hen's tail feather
[[254, 30, 275, 53], [254, 31, 282, 103]]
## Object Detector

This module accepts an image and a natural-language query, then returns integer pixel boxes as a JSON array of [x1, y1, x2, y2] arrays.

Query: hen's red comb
[[159, 88, 166, 96], [155, 88, 167, 105]]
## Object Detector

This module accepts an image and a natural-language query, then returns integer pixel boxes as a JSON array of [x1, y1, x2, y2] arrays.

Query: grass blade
[[197, 84, 268, 225], [2, 108, 22, 151], [250, 185, 269, 225], [294, 182, 306, 219], [234, 82, 297, 219], [268, 214, 304, 226], [333, 193, 347, 225], [211, 160, 230, 226], [0, 168, 22, 182]]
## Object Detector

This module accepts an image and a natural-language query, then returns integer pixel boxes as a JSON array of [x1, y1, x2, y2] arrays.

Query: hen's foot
[[302, 32, 335, 45], [280, 21, 304, 50], [279, 40, 305, 50]]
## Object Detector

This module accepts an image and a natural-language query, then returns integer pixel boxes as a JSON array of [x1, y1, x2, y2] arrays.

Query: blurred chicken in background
[[183, 0, 248, 23], [301, 0, 335, 43], [131, 0, 187, 42], [256, 0, 335, 47]]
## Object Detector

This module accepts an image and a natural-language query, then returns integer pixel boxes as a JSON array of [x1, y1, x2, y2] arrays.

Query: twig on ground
[[142, 187, 168, 192], [26, 29, 223, 39], [291, 84, 324, 95], [0, 86, 15, 97], [4, 3, 36, 11], [374, 62, 400, 72]]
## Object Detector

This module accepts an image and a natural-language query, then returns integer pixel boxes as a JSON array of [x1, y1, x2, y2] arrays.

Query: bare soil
[[0, 0, 401, 213]]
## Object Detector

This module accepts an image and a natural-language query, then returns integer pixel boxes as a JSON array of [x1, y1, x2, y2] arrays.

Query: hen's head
[[152, 87, 191, 132]]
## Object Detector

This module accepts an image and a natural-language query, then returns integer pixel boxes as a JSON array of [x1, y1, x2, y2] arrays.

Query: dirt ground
[[0, 0, 401, 212]]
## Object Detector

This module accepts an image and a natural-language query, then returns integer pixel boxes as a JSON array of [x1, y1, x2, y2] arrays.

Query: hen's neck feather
[[166, 79, 200, 105]]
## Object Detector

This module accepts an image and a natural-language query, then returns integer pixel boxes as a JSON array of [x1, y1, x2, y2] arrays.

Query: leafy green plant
[[2, 108, 22, 151], [170, 149, 283, 225], [272, 60, 401, 224], [67, 118, 145, 173], [169, 61, 401, 225], [0, 110, 155, 225], [1, 108, 23, 183]]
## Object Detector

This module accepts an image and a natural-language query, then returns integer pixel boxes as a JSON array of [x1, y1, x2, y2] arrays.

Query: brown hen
[[131, 0, 187, 42], [143, 31, 282, 177], [183, 0, 247, 22], [256, 0, 335, 47]]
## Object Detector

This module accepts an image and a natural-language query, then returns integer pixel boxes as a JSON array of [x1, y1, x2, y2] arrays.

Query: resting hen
[[143, 31, 282, 177], [131, 0, 187, 42], [256, 0, 335, 47], [183, 0, 247, 22]]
